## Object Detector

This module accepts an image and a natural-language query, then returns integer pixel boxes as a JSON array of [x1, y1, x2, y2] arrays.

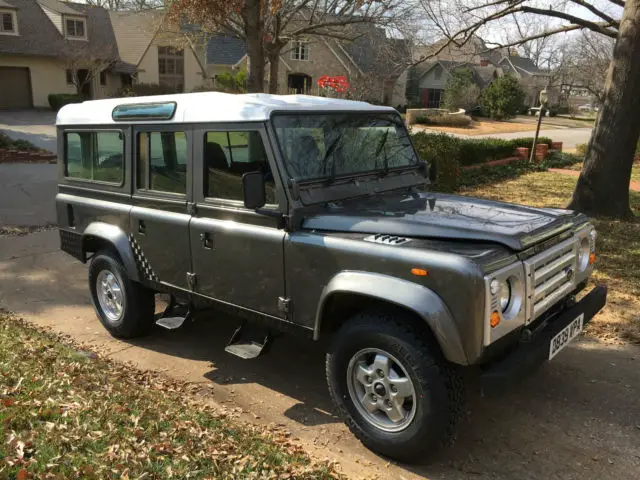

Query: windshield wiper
[[321, 136, 341, 183], [375, 129, 390, 176]]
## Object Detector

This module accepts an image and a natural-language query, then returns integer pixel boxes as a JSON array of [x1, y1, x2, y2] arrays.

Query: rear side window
[[204, 130, 276, 204], [64, 131, 124, 184], [137, 131, 187, 194]]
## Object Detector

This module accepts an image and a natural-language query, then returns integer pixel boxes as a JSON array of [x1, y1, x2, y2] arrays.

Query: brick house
[[204, 26, 408, 104]]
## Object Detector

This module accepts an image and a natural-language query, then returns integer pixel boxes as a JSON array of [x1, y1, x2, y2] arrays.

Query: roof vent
[[364, 234, 410, 245]]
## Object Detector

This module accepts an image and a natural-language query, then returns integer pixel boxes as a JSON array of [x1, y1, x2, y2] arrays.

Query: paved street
[[477, 127, 593, 150], [0, 230, 638, 480], [0, 109, 57, 152], [0, 163, 57, 226]]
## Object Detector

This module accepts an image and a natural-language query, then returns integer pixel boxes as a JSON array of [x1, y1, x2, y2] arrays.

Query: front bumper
[[481, 285, 607, 392]]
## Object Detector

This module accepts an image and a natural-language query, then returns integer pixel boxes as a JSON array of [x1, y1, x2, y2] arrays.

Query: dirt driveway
[[1, 230, 639, 479]]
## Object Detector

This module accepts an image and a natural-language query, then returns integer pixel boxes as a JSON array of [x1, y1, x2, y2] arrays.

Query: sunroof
[[112, 102, 177, 121]]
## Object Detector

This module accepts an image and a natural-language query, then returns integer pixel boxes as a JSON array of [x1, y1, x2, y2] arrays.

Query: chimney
[[480, 59, 489, 67]]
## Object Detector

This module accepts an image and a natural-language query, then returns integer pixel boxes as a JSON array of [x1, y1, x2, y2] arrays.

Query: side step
[[225, 322, 272, 359], [155, 297, 192, 330]]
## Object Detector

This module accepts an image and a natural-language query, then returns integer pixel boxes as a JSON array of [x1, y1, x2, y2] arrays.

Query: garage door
[[0, 67, 32, 108]]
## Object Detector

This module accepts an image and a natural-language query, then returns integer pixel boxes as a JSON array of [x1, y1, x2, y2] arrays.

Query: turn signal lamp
[[589, 253, 596, 265], [411, 268, 428, 277], [490, 311, 501, 328]]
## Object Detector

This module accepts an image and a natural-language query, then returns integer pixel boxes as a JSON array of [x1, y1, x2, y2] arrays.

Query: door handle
[[200, 232, 213, 250], [138, 220, 146, 235]]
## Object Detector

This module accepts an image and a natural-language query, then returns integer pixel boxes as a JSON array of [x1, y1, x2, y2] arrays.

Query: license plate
[[549, 314, 584, 360]]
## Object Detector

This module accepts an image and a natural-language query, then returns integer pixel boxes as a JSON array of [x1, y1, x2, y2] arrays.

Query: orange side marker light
[[411, 268, 428, 277], [490, 311, 501, 328], [589, 253, 596, 265]]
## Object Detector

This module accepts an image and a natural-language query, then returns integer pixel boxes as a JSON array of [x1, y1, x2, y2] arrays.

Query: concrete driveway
[[1, 230, 639, 480], [0, 109, 57, 152], [0, 163, 57, 226], [478, 127, 593, 150]]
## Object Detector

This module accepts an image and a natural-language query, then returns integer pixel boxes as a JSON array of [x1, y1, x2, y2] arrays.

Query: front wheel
[[89, 251, 155, 339], [326, 311, 463, 462]]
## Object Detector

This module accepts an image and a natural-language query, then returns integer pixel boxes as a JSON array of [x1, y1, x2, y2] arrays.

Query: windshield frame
[[269, 110, 422, 185]]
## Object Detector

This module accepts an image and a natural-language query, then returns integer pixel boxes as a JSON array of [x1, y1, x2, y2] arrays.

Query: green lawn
[[0, 314, 340, 479]]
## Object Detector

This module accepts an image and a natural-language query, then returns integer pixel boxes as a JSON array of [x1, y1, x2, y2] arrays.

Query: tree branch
[[567, 0, 619, 27]]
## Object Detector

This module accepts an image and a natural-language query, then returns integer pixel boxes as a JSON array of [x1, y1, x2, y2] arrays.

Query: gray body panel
[[285, 231, 485, 364], [302, 192, 585, 252]]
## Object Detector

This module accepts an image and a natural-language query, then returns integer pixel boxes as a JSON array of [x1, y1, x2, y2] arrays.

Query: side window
[[137, 131, 187, 194], [64, 131, 124, 184], [204, 131, 277, 205]]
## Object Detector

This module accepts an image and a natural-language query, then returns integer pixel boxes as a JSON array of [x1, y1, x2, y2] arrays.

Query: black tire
[[326, 311, 464, 462], [88, 251, 155, 339]]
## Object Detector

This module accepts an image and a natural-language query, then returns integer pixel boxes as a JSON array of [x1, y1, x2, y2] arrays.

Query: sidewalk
[[548, 168, 640, 192]]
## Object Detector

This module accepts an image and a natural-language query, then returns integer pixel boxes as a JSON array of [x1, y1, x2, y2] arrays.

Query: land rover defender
[[55, 93, 606, 461]]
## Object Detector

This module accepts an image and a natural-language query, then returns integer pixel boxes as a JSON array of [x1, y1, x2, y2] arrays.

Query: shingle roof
[[37, 0, 82, 15], [339, 26, 409, 77], [109, 10, 162, 67], [0, 0, 118, 60], [206, 35, 246, 65], [501, 55, 546, 76]]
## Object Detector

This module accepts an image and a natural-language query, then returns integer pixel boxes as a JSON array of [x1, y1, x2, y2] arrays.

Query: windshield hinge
[[187, 202, 197, 216], [289, 179, 300, 201]]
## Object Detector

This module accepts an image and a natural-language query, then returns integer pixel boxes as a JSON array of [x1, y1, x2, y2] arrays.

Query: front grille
[[524, 237, 577, 321]]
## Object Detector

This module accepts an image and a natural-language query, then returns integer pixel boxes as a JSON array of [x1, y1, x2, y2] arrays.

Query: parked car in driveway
[[54, 92, 607, 462]]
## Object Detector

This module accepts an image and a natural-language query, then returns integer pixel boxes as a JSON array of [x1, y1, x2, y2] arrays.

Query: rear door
[[189, 123, 288, 317], [129, 125, 193, 289]]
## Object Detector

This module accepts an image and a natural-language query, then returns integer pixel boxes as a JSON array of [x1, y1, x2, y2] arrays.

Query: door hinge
[[187, 202, 197, 215], [277, 297, 291, 314], [186, 272, 197, 291]]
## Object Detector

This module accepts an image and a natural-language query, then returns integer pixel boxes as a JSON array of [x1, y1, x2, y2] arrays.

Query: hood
[[301, 192, 583, 251]]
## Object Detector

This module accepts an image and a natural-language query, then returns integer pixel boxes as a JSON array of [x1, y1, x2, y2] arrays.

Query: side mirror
[[242, 171, 266, 210], [428, 160, 437, 183]]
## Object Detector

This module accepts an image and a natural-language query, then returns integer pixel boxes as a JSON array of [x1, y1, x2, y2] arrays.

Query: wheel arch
[[314, 271, 468, 365], [82, 222, 139, 282]]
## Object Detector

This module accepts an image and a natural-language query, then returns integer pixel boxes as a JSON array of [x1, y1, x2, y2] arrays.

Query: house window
[[427, 88, 444, 108], [0, 11, 16, 34], [66, 69, 74, 85], [291, 40, 309, 61], [100, 70, 107, 86], [158, 46, 184, 92], [65, 18, 85, 38]]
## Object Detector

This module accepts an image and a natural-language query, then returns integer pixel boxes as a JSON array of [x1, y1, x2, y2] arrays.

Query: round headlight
[[577, 237, 590, 272], [497, 279, 511, 313]]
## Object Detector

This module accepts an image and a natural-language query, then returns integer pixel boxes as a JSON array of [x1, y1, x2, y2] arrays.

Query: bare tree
[[63, 46, 118, 97], [418, 0, 639, 220], [167, 0, 413, 93], [84, 0, 164, 11]]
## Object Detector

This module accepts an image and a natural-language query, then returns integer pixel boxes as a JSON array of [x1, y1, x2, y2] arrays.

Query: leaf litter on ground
[[0, 312, 343, 479]]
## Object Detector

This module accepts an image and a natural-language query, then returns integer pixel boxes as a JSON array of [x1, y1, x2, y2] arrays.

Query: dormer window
[[291, 40, 309, 61], [0, 10, 17, 35], [65, 17, 86, 39]]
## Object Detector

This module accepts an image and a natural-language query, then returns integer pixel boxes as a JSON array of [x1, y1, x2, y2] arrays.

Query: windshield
[[272, 113, 418, 182]]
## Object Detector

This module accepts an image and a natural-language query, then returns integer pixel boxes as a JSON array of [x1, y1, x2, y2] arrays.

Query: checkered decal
[[128, 234, 159, 282]]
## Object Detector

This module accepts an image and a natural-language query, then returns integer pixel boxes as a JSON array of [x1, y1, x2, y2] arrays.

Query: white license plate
[[549, 313, 584, 360]]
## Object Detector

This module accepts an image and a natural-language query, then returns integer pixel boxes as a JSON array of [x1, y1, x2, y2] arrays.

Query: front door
[[130, 125, 192, 289], [190, 125, 287, 317]]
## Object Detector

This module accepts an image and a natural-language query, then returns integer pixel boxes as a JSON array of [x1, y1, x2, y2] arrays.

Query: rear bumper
[[481, 285, 607, 392]]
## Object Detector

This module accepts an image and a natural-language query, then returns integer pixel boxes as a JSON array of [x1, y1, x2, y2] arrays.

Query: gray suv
[[55, 93, 606, 462]]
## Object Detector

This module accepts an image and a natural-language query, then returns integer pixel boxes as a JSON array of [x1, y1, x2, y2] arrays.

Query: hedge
[[416, 114, 472, 128], [114, 83, 178, 98], [411, 132, 567, 191], [48, 93, 84, 111]]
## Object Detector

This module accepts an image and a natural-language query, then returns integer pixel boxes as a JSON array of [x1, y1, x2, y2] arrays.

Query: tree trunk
[[267, 49, 280, 94], [242, 0, 265, 93], [568, 0, 640, 219]]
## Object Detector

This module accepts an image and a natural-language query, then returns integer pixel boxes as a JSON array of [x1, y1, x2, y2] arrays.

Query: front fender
[[315, 271, 468, 365], [83, 222, 139, 282]]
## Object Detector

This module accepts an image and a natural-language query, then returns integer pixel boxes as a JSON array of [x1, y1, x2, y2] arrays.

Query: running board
[[156, 297, 192, 330], [224, 322, 272, 359]]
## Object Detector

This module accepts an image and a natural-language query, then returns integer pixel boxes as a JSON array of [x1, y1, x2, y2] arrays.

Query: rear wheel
[[326, 311, 463, 462], [89, 251, 155, 339]]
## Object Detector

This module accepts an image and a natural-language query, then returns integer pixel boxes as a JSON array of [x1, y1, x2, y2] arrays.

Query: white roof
[[56, 92, 397, 126]]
